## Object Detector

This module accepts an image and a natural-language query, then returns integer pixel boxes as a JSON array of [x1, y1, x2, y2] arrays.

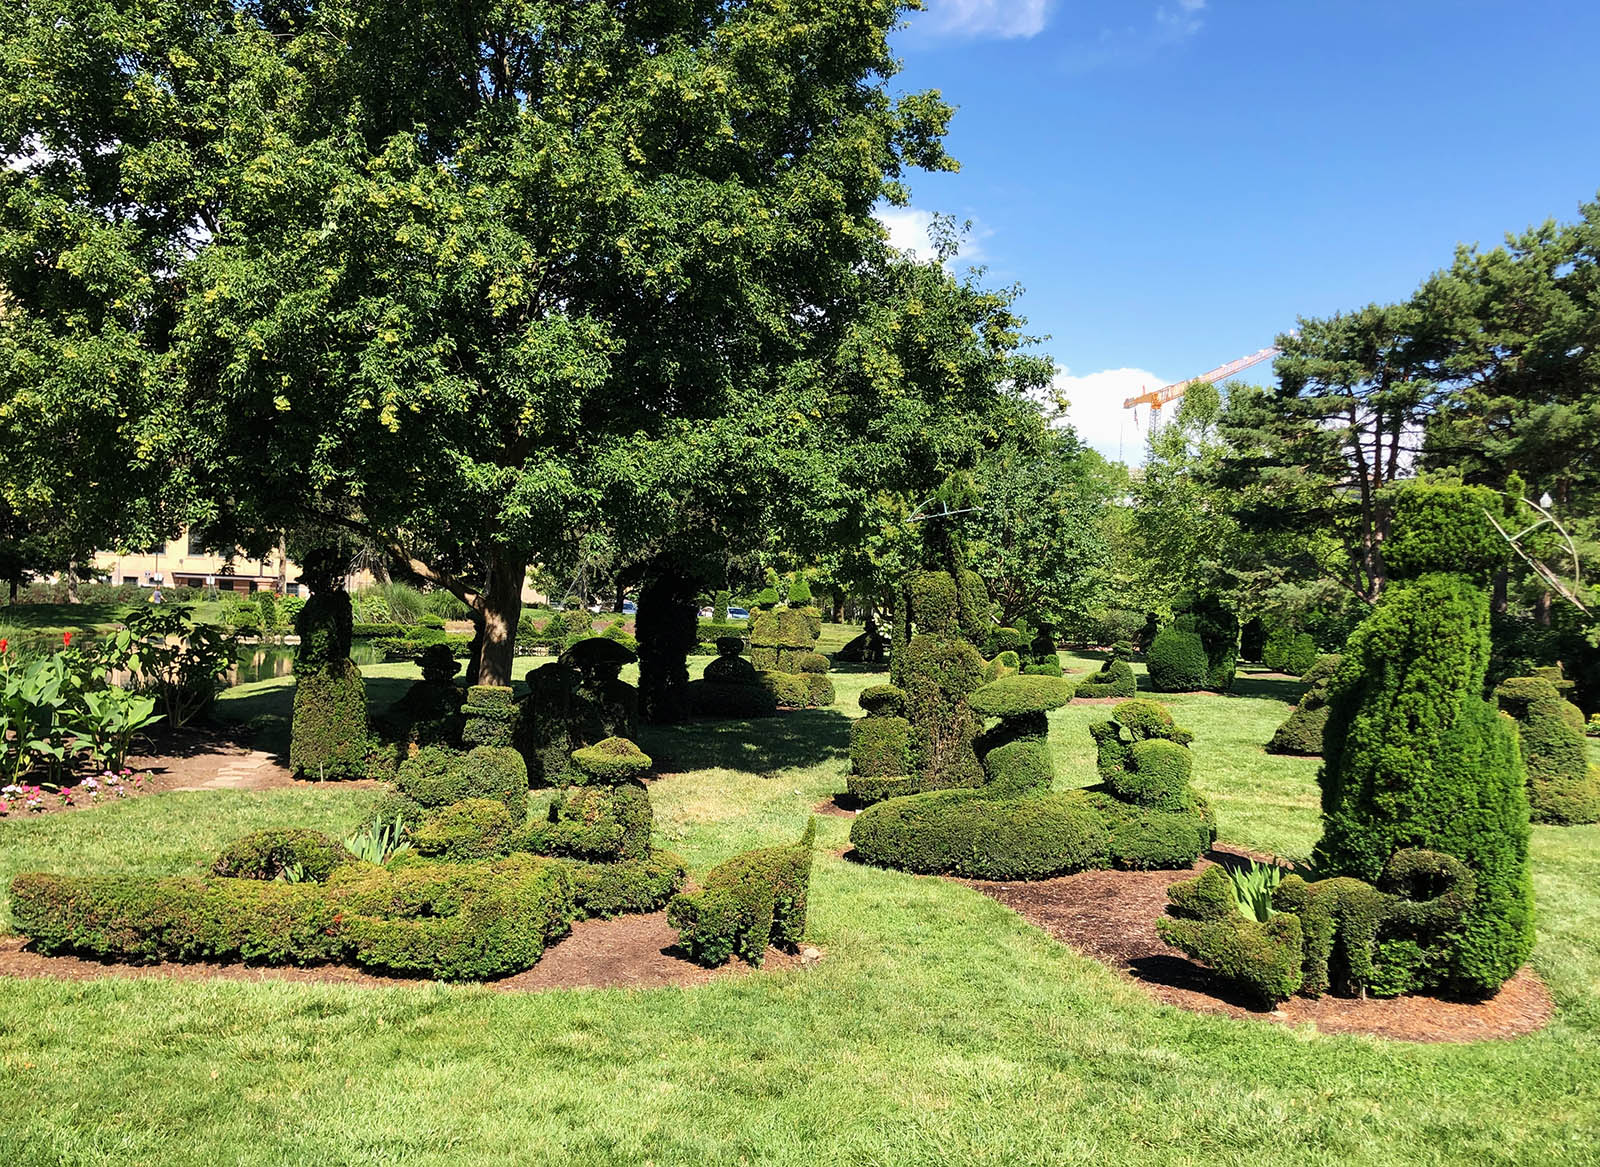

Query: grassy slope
[[0, 649, 1596, 1164]]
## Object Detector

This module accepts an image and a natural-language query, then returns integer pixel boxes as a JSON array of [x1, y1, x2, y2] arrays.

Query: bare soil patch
[[964, 853, 1552, 1043], [0, 912, 813, 994], [813, 796, 856, 818]]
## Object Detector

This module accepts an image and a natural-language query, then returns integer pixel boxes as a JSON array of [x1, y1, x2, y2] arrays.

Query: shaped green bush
[[514, 782, 652, 862], [570, 736, 652, 785], [462, 684, 516, 748], [689, 679, 780, 719], [1266, 654, 1341, 756], [1314, 484, 1531, 996], [1157, 868, 1305, 1003], [1076, 656, 1136, 699], [211, 829, 354, 883], [560, 852, 687, 919], [668, 819, 816, 967], [290, 660, 369, 780], [413, 798, 513, 861], [395, 745, 528, 823], [849, 717, 913, 781], [859, 684, 908, 718], [1146, 628, 1209, 692], [1495, 675, 1600, 825], [965, 674, 1075, 719]]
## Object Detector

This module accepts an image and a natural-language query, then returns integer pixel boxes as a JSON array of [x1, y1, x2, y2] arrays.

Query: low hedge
[[849, 788, 1111, 880], [211, 829, 353, 883], [668, 819, 816, 967], [412, 798, 513, 861], [9, 854, 574, 981], [352, 622, 409, 639], [561, 851, 688, 919]]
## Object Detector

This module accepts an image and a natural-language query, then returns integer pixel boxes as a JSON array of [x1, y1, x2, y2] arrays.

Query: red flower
[[62, 631, 73, 647], [0, 638, 7, 653]]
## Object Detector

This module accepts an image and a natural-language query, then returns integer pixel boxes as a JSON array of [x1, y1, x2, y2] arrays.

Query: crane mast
[[1122, 344, 1282, 416]]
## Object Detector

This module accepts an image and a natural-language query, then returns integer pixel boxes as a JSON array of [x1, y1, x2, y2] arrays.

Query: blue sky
[[878, 0, 1600, 461]]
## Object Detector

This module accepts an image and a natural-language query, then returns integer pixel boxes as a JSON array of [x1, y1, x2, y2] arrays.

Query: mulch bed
[[813, 796, 856, 818], [0, 912, 816, 994], [964, 853, 1553, 1043]]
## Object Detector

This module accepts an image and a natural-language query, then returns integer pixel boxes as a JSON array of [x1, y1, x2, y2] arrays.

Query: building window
[[186, 527, 209, 556], [122, 576, 139, 586]]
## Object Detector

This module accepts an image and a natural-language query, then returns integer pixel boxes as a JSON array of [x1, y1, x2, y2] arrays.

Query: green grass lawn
[[2, 646, 1598, 1164]]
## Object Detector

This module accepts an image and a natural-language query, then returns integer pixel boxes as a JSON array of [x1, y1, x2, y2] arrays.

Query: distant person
[[149, 587, 164, 605]]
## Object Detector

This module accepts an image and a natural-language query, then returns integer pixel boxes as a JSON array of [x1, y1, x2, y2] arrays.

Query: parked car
[[725, 606, 750, 621]]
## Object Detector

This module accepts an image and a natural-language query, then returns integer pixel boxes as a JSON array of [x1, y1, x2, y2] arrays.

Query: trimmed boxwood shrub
[[569, 736, 652, 785], [667, 819, 815, 967], [290, 660, 369, 780], [561, 852, 687, 919], [1283, 633, 1319, 677], [211, 829, 353, 883], [1177, 598, 1240, 691], [859, 684, 908, 718], [1157, 868, 1305, 1003], [1266, 654, 1341, 756], [966, 674, 1075, 719], [1314, 484, 1531, 997], [850, 717, 913, 780], [331, 854, 573, 980], [1146, 628, 1209, 692], [396, 745, 528, 823], [901, 619, 986, 790], [412, 798, 513, 861], [849, 787, 1110, 879], [1495, 675, 1600, 825], [513, 782, 652, 862], [462, 684, 517, 748], [1076, 656, 1136, 699]]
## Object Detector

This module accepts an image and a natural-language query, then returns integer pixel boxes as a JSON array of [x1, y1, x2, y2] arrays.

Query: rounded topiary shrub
[[859, 684, 908, 718], [211, 829, 354, 883], [413, 798, 514, 861], [1146, 628, 1209, 692], [570, 736, 652, 785]]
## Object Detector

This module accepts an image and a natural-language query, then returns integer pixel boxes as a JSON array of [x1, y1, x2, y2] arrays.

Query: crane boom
[[1122, 344, 1282, 413]]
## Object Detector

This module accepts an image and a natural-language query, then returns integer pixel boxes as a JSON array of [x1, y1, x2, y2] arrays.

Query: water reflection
[[232, 641, 384, 685]]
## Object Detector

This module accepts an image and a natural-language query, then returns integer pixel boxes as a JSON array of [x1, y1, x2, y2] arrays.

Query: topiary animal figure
[[669, 819, 816, 966], [1314, 484, 1532, 997], [1076, 641, 1137, 699]]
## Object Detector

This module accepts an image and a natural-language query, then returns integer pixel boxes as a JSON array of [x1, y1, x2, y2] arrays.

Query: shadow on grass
[[638, 708, 853, 774], [1230, 673, 1308, 704]]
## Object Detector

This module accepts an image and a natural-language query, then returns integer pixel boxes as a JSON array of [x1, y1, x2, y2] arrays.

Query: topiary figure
[[1495, 675, 1600, 825], [1076, 642, 1137, 699], [289, 551, 369, 780], [211, 829, 354, 883], [1265, 654, 1341, 756], [1176, 597, 1240, 691], [668, 819, 816, 967], [387, 643, 465, 746], [515, 638, 640, 782], [1146, 627, 1209, 692], [514, 736, 655, 863], [1156, 868, 1306, 1004], [1314, 483, 1532, 997], [462, 685, 516, 748], [901, 570, 986, 790]]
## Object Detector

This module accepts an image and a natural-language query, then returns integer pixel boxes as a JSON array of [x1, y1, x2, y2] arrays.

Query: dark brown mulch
[[965, 854, 1553, 1043], [813, 796, 856, 818], [0, 912, 813, 994]]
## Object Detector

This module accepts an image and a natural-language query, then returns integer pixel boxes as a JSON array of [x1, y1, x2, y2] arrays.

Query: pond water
[[231, 641, 385, 685]]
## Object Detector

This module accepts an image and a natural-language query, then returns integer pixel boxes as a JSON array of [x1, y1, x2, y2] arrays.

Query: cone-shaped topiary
[[1314, 483, 1531, 996]]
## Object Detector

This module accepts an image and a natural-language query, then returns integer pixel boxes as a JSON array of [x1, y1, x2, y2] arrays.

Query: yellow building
[[93, 529, 303, 596]]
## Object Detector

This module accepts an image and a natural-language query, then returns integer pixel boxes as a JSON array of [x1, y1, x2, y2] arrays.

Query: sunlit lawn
[[0, 640, 1596, 1164]]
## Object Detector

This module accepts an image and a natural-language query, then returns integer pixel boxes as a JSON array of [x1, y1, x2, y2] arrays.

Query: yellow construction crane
[[1122, 344, 1282, 418]]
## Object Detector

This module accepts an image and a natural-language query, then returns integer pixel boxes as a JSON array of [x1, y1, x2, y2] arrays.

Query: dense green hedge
[[966, 674, 1075, 719], [395, 745, 529, 823], [667, 820, 815, 967], [901, 625, 985, 789], [513, 782, 652, 862], [849, 716, 913, 781], [463, 684, 517, 748], [570, 736, 652, 784], [1146, 628, 1209, 692], [1266, 654, 1340, 755], [561, 852, 687, 919], [211, 829, 353, 883], [289, 660, 369, 781], [10, 854, 573, 981], [413, 798, 514, 861], [1495, 675, 1600, 825]]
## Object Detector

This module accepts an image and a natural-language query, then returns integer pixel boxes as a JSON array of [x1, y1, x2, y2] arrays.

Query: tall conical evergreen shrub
[[1313, 484, 1533, 996]]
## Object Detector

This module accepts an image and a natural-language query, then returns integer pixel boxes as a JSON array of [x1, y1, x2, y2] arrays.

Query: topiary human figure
[[688, 637, 779, 719], [515, 638, 640, 783], [902, 570, 987, 790], [289, 548, 368, 779], [515, 736, 655, 862], [1314, 484, 1533, 996], [1176, 596, 1240, 692], [1495, 675, 1600, 825], [1146, 627, 1209, 692]]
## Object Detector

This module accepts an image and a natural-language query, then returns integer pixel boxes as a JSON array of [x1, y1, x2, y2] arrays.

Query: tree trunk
[[474, 554, 525, 687], [637, 558, 702, 724], [7, 575, 17, 605], [66, 563, 80, 604], [831, 592, 845, 623], [613, 575, 625, 614], [1491, 569, 1508, 616]]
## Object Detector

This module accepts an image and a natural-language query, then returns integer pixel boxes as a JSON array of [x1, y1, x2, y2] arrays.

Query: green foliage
[[1146, 628, 1210, 692], [1225, 861, 1284, 923], [786, 577, 813, 607], [965, 674, 1075, 719], [688, 680, 779, 720], [849, 717, 914, 785], [412, 799, 514, 862], [1316, 562, 1534, 995], [462, 684, 517, 748], [1105, 739, 1192, 810], [1495, 675, 1600, 824], [1265, 654, 1341, 756], [343, 814, 414, 865], [514, 782, 653, 863], [210, 830, 353, 884], [569, 736, 652, 786], [395, 745, 528, 824], [909, 572, 959, 635], [289, 661, 369, 780], [667, 820, 815, 967], [1076, 656, 1137, 699], [560, 853, 687, 920], [859, 685, 909, 718], [1159, 875, 1306, 1004], [1382, 483, 1508, 582]]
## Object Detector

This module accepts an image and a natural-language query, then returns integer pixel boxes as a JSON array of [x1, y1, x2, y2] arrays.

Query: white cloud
[[875, 207, 987, 266], [921, 0, 1051, 39], [1046, 367, 1171, 464], [1063, 1, 1206, 72]]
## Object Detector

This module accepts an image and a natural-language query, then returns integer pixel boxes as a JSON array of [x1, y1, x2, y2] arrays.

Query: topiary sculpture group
[[514, 636, 640, 784], [743, 577, 835, 709]]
